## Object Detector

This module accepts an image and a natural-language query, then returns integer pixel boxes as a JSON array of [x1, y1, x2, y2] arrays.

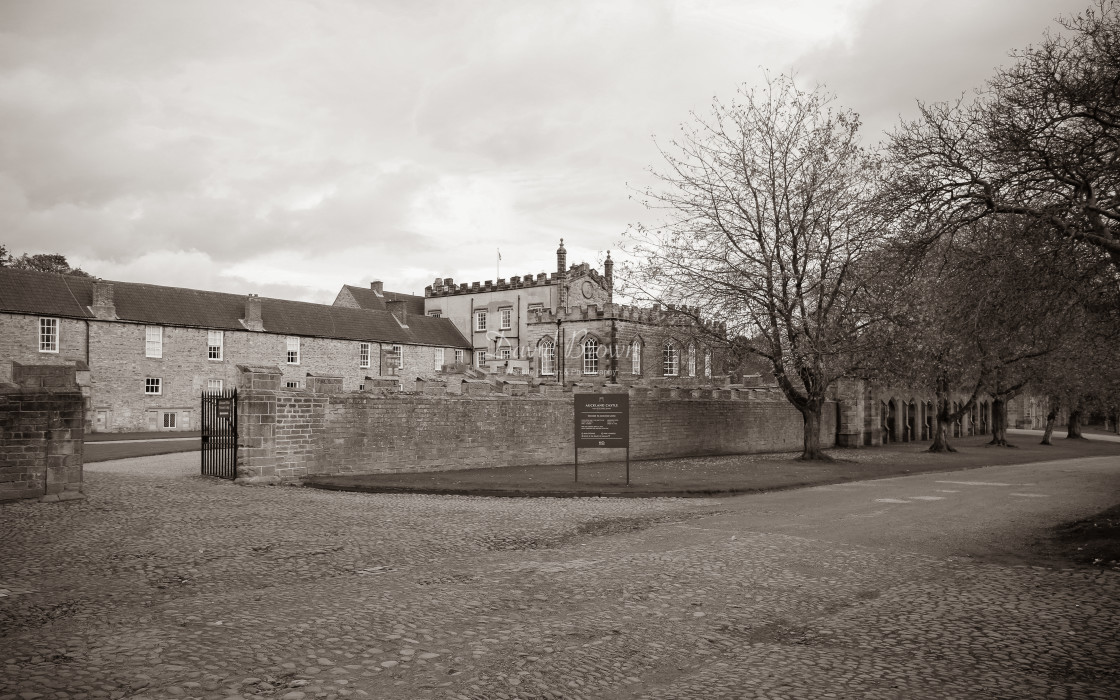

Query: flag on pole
[[497, 249, 502, 261]]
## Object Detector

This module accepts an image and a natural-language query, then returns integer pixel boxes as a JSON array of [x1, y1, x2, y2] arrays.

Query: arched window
[[687, 343, 696, 377], [631, 339, 642, 375], [583, 338, 599, 374], [663, 342, 679, 376], [539, 337, 555, 376], [704, 348, 712, 378]]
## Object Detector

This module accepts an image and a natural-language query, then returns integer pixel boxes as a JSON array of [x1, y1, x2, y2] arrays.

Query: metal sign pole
[[626, 446, 630, 486]]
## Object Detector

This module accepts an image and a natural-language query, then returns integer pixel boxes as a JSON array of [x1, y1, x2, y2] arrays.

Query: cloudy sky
[[0, 0, 1088, 303]]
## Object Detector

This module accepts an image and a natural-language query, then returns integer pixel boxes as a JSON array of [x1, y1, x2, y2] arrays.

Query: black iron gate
[[201, 389, 237, 479]]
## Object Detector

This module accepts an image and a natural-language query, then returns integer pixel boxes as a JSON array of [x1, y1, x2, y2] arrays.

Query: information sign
[[573, 393, 630, 484]]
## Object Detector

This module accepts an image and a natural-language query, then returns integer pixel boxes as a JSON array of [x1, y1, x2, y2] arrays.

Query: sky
[[0, 0, 1090, 303]]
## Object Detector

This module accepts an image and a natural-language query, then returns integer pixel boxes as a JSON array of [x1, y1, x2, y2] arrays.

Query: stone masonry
[[0, 363, 85, 502]]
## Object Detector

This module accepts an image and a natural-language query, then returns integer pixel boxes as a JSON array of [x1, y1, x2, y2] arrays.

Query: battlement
[[423, 262, 607, 297], [527, 302, 727, 335]]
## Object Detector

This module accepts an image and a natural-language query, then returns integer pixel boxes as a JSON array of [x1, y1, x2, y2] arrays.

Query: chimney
[[370, 280, 384, 296], [603, 250, 613, 302], [556, 238, 567, 274], [387, 299, 408, 327], [556, 239, 568, 310], [244, 294, 264, 331], [90, 279, 117, 320]]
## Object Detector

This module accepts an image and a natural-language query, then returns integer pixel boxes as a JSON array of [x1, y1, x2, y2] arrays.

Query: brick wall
[[0, 313, 88, 384], [0, 364, 85, 502], [233, 366, 836, 483]]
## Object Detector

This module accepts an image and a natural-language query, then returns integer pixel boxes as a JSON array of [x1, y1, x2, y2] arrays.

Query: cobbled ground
[[1, 453, 1117, 700]]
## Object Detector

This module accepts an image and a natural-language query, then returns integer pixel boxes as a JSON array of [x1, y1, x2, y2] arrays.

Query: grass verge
[[304, 434, 1120, 498]]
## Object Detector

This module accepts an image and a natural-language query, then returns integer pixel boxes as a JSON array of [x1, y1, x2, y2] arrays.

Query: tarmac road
[[2, 452, 1118, 699]]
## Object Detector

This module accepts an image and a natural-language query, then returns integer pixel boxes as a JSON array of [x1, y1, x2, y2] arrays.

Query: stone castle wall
[[233, 366, 836, 484]]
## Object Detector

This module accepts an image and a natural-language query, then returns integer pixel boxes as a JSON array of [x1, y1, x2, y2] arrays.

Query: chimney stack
[[387, 299, 408, 327], [370, 280, 384, 295], [556, 239, 568, 310], [90, 279, 117, 320], [244, 294, 264, 331], [603, 250, 613, 302]]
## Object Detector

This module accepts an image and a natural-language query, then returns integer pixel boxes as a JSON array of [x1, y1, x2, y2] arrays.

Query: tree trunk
[[1041, 409, 1057, 445], [1067, 409, 1085, 439], [797, 403, 831, 461], [987, 397, 1013, 447], [927, 398, 957, 453]]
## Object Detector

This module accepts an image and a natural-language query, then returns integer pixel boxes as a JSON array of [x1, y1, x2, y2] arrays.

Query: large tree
[[890, 1, 1120, 271], [0, 246, 91, 277], [624, 75, 888, 460]]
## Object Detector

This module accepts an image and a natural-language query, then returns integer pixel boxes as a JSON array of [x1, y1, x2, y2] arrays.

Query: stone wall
[[0, 363, 85, 502], [233, 366, 836, 483]]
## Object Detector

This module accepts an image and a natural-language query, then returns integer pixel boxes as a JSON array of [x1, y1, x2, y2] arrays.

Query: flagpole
[[497, 248, 501, 280]]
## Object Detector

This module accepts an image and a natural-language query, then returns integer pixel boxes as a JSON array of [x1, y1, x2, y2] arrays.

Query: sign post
[[574, 393, 630, 485]]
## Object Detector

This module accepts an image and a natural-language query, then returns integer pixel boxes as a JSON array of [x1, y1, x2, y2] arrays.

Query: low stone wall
[[0, 364, 85, 502], [234, 366, 835, 484]]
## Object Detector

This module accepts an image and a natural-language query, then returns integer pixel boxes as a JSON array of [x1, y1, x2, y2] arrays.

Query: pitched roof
[[0, 268, 470, 349], [336, 285, 426, 315]]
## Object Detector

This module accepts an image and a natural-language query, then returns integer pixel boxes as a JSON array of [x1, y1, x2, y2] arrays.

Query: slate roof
[[337, 285, 426, 315], [0, 268, 471, 349]]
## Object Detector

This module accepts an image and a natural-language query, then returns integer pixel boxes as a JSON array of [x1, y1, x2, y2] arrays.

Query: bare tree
[[890, 1, 1120, 271], [623, 75, 888, 460]]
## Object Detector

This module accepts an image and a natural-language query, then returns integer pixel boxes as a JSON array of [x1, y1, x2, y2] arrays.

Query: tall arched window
[[631, 339, 642, 375], [539, 337, 555, 376], [583, 338, 599, 374], [704, 348, 712, 378], [687, 343, 697, 377], [663, 342, 679, 376]]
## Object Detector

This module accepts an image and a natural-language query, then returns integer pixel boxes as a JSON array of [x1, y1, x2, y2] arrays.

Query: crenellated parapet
[[422, 262, 610, 297], [526, 302, 727, 335]]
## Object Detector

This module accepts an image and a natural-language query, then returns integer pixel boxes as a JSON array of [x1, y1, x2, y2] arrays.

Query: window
[[500, 347, 511, 359], [476, 350, 487, 366], [474, 310, 487, 332], [145, 377, 162, 395], [285, 381, 300, 389], [207, 330, 223, 360], [500, 307, 512, 330], [687, 343, 696, 377], [391, 344, 403, 369], [39, 317, 59, 353], [207, 379, 223, 392], [583, 338, 599, 375], [163, 412, 177, 429], [428, 311, 442, 317], [359, 342, 371, 369], [540, 338, 556, 375], [704, 349, 712, 378], [527, 303, 543, 312], [454, 349, 464, 364], [435, 348, 445, 370], [286, 337, 300, 365], [631, 340, 642, 375], [663, 343, 678, 376], [145, 326, 163, 358]]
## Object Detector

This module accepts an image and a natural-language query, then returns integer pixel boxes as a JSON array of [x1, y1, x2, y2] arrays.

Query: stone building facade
[[0, 268, 471, 433]]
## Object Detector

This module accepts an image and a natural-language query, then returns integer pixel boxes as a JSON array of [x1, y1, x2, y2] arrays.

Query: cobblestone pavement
[[2, 453, 1118, 700]]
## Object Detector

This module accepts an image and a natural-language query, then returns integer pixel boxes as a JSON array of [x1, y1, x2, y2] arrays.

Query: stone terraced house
[[0, 267, 471, 433]]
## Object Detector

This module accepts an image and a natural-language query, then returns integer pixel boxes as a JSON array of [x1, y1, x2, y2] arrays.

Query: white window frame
[[39, 317, 59, 353], [286, 337, 300, 365], [285, 381, 300, 389], [664, 343, 679, 377], [207, 379, 224, 392], [631, 340, 642, 375], [207, 330, 223, 360], [474, 310, 487, 332], [145, 326, 163, 358], [499, 307, 512, 330], [687, 343, 697, 377], [454, 349, 464, 364], [145, 377, 162, 395], [583, 338, 599, 375], [428, 310, 442, 317], [162, 412, 177, 429], [476, 350, 486, 366], [500, 347, 511, 359], [540, 338, 556, 375], [435, 348, 445, 370], [391, 344, 403, 369], [359, 342, 371, 369]]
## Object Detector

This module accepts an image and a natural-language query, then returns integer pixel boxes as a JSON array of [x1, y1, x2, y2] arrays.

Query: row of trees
[[623, 1, 1120, 459], [0, 244, 91, 277]]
